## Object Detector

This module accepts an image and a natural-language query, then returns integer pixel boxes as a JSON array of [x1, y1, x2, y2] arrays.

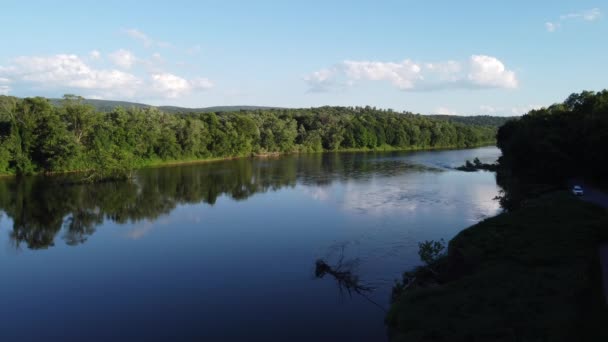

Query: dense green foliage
[[0, 95, 496, 177], [497, 90, 608, 182], [430, 114, 515, 127], [388, 90, 608, 340], [388, 192, 608, 341]]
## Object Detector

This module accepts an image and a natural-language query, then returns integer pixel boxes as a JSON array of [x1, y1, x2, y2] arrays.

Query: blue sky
[[0, 0, 606, 115]]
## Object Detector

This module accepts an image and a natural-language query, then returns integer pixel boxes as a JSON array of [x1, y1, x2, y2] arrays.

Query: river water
[[0, 147, 501, 341]]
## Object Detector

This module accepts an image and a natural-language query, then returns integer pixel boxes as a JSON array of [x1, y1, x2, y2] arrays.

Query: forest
[[429, 114, 514, 127], [0, 95, 497, 178], [497, 89, 608, 183], [388, 89, 608, 341]]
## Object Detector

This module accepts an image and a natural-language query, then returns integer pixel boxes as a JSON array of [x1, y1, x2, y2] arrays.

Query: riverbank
[[0, 142, 496, 178], [387, 191, 608, 341]]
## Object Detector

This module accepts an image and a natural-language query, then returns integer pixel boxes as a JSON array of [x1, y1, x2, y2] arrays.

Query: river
[[0, 146, 501, 341]]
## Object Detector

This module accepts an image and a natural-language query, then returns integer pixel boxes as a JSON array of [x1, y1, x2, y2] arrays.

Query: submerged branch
[[314, 256, 387, 313]]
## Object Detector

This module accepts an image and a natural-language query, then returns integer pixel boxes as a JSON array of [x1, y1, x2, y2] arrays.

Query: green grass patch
[[387, 192, 608, 341]]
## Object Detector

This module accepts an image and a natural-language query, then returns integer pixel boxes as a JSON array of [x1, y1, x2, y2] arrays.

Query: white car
[[572, 185, 584, 196]]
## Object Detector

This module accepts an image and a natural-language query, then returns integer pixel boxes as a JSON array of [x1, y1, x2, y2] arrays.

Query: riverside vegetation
[[0, 95, 498, 180], [387, 90, 608, 341]]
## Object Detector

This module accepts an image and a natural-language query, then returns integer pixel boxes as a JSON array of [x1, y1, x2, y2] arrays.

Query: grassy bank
[[0, 142, 496, 177], [387, 192, 608, 341]]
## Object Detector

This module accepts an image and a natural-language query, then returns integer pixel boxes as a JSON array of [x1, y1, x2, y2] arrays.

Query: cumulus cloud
[[546, 8, 601, 32], [108, 49, 136, 69], [0, 76, 12, 94], [1, 54, 140, 92], [0, 53, 213, 99], [151, 73, 213, 98], [509, 105, 544, 115], [89, 50, 101, 60], [435, 106, 458, 115], [479, 104, 544, 116], [305, 55, 517, 92], [124, 28, 172, 48], [303, 68, 340, 92], [467, 55, 517, 89], [344, 59, 422, 90], [560, 8, 601, 21], [545, 22, 559, 32]]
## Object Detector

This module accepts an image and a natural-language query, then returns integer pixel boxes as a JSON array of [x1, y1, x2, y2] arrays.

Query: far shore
[[0, 143, 496, 178]]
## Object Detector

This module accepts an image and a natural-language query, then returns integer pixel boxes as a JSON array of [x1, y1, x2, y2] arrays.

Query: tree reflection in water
[[0, 153, 439, 250]]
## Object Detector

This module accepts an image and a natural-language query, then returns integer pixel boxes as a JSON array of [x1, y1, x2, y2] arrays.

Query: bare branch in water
[[314, 246, 387, 312], [315, 259, 374, 297]]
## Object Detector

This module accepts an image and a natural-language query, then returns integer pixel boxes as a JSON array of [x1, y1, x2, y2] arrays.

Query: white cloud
[[560, 8, 601, 21], [124, 28, 171, 48], [547, 8, 601, 32], [435, 106, 458, 115], [89, 50, 101, 59], [303, 68, 339, 92], [479, 104, 543, 116], [479, 105, 497, 113], [108, 49, 136, 69], [191, 77, 214, 89], [0, 53, 213, 99], [545, 22, 559, 32], [305, 55, 518, 92], [467, 55, 517, 89], [344, 59, 422, 90], [138, 52, 167, 73], [509, 105, 544, 115], [151, 72, 213, 98], [2, 54, 140, 92]]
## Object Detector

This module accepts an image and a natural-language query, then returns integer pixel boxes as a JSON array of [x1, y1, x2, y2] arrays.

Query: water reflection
[[0, 148, 503, 341], [0, 153, 439, 250]]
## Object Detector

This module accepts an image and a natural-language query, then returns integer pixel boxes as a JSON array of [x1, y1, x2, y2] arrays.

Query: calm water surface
[[0, 147, 501, 341]]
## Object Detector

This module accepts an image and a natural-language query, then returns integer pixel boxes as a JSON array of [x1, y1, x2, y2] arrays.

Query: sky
[[0, 0, 606, 115]]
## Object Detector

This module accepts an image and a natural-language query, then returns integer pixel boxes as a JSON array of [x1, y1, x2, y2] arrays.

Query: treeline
[[430, 114, 515, 127], [0, 95, 496, 177], [497, 90, 608, 182]]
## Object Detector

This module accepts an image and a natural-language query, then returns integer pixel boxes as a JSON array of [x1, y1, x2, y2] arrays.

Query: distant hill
[[157, 105, 281, 113], [49, 98, 151, 112], [42, 98, 514, 126], [48, 98, 280, 113], [428, 114, 517, 127]]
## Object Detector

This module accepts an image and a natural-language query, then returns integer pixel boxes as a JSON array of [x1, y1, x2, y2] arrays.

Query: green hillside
[[47, 98, 280, 113]]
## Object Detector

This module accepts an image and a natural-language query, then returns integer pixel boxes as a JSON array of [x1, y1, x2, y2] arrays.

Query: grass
[[387, 192, 608, 342]]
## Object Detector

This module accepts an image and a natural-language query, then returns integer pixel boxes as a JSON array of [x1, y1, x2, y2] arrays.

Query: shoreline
[[0, 142, 496, 178], [387, 191, 608, 340]]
